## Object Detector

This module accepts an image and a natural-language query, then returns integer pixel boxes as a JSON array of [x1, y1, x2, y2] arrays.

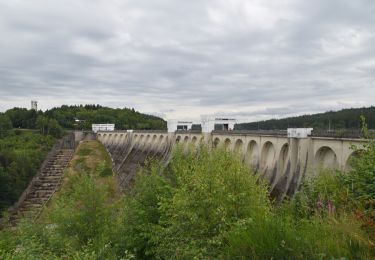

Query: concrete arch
[[315, 146, 338, 169], [234, 139, 243, 153], [224, 138, 231, 149], [192, 136, 197, 144], [344, 150, 362, 171], [261, 141, 276, 170], [183, 136, 189, 143], [213, 137, 220, 148], [159, 135, 164, 142], [152, 135, 157, 143], [277, 143, 289, 175], [144, 135, 151, 147], [176, 136, 181, 143], [245, 140, 259, 168]]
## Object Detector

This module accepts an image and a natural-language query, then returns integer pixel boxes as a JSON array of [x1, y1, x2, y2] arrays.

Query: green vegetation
[[1, 141, 374, 259], [4, 108, 38, 129], [3, 104, 166, 134], [43, 104, 166, 130], [236, 106, 375, 130], [0, 114, 12, 138], [0, 131, 55, 215]]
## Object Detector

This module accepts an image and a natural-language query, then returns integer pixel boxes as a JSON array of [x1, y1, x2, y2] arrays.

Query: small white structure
[[92, 124, 115, 133], [167, 120, 194, 133], [201, 115, 236, 133], [287, 128, 313, 138], [31, 100, 38, 110]]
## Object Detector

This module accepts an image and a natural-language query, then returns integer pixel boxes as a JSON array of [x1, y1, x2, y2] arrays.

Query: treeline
[[0, 131, 55, 215], [1, 109, 63, 138], [235, 106, 375, 130], [2, 104, 166, 133], [44, 105, 166, 130]]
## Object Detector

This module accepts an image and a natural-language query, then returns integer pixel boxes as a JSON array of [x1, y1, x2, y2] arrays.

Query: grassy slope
[[40, 140, 120, 219]]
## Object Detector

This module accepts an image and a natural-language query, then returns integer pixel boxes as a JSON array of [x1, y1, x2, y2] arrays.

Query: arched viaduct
[[97, 130, 366, 200]]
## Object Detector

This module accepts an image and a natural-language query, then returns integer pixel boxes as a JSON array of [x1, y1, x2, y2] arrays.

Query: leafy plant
[[96, 161, 113, 177]]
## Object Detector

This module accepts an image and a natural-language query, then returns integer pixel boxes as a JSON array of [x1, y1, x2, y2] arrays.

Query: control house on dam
[[97, 117, 366, 201]]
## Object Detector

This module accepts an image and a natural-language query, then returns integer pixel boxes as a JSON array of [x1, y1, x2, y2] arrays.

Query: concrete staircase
[[10, 148, 74, 224]]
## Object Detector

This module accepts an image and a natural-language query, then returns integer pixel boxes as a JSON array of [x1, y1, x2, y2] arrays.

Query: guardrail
[[133, 130, 168, 133], [212, 130, 288, 136], [95, 128, 375, 139]]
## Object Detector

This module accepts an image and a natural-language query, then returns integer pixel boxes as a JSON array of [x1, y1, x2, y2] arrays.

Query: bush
[[96, 161, 113, 177], [153, 145, 271, 258], [120, 145, 374, 259], [118, 161, 173, 258], [0, 114, 12, 139], [0, 173, 121, 259], [345, 141, 375, 210]]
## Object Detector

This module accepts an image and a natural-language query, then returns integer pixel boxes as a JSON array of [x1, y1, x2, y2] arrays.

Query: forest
[[0, 131, 55, 215], [4, 104, 166, 132], [235, 106, 375, 130]]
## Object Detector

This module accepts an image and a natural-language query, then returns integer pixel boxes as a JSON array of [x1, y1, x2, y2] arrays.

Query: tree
[[36, 115, 49, 135], [0, 114, 12, 138], [48, 119, 64, 138]]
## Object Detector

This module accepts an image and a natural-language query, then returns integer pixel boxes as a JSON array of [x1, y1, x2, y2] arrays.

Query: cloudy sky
[[0, 0, 374, 122]]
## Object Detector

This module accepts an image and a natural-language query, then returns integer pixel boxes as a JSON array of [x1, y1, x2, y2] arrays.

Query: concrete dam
[[97, 129, 366, 201]]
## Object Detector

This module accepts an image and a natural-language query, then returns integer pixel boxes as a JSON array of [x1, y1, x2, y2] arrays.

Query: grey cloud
[[0, 0, 374, 120]]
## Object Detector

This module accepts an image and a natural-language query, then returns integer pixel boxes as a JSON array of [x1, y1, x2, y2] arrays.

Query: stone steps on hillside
[[10, 149, 74, 224]]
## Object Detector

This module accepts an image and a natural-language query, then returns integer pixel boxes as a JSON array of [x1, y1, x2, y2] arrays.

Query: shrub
[[118, 160, 173, 258], [96, 161, 113, 177], [153, 145, 271, 259]]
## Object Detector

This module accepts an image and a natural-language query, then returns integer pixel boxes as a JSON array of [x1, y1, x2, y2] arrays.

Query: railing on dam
[[133, 130, 167, 133], [310, 129, 375, 139], [175, 129, 202, 134], [212, 130, 288, 136], [96, 128, 375, 139]]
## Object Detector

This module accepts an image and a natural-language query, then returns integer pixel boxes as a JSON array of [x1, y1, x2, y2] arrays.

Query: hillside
[[4, 104, 166, 131], [0, 131, 55, 215], [235, 106, 375, 130]]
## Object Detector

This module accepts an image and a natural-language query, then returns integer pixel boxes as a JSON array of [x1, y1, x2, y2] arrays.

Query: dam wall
[[98, 130, 366, 200]]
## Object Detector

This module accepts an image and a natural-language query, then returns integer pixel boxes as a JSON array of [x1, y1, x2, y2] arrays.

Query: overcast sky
[[0, 0, 374, 122]]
